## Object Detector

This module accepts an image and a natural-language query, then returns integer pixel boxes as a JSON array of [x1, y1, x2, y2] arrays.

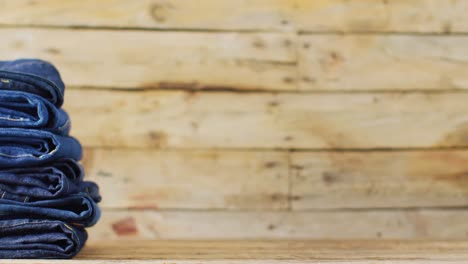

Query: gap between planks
[[3, 24, 468, 35]]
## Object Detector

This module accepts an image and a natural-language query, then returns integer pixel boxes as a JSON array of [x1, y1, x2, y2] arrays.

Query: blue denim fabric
[[0, 90, 70, 134], [0, 58, 99, 259], [0, 219, 87, 259], [0, 128, 81, 167], [0, 159, 101, 203], [0, 193, 100, 227], [0, 59, 65, 107]]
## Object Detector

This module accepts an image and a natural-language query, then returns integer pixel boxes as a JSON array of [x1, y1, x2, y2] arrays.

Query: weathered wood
[[82, 148, 468, 210], [0, 0, 467, 33], [294, 0, 468, 33], [78, 240, 468, 261], [2, 0, 468, 248], [299, 35, 468, 91], [4, 240, 468, 263], [0, 28, 296, 91], [3, 29, 468, 92], [89, 209, 468, 240], [0, 0, 293, 31], [291, 150, 468, 209], [82, 148, 288, 209], [66, 90, 468, 149]]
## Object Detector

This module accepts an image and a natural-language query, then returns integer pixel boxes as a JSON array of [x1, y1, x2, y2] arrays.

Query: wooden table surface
[[2, 240, 468, 263]]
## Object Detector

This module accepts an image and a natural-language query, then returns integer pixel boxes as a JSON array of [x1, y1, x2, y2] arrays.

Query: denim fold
[[0, 159, 101, 203], [0, 193, 100, 227], [0, 219, 87, 259], [0, 59, 65, 107], [0, 90, 70, 134], [0, 58, 100, 259], [0, 128, 82, 167]]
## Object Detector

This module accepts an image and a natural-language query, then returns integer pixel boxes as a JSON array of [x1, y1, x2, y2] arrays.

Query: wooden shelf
[[3, 240, 468, 263]]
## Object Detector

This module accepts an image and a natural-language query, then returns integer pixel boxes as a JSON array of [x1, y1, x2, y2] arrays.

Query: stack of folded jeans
[[0, 59, 101, 259]]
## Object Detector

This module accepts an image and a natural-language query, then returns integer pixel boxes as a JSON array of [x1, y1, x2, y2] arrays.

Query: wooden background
[[1, 0, 468, 240]]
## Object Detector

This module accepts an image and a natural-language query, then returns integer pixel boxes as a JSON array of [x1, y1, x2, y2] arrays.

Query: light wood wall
[[2, 0, 468, 240]]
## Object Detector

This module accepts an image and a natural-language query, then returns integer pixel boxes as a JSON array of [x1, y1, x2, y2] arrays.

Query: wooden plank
[[82, 148, 288, 209], [89, 209, 468, 240], [0, 28, 297, 91], [83, 148, 468, 210], [291, 150, 468, 209], [299, 34, 468, 91], [5, 260, 467, 264], [0, 0, 293, 31], [294, 0, 468, 33], [0, 0, 467, 33], [4, 29, 468, 92], [78, 240, 468, 261], [66, 90, 468, 149], [4, 241, 468, 263]]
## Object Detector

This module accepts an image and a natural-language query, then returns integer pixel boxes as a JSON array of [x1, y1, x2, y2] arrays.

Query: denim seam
[[0, 153, 37, 158], [57, 119, 70, 132], [0, 220, 82, 248], [0, 94, 37, 122], [0, 142, 59, 158], [0, 189, 28, 203], [0, 220, 30, 229], [47, 145, 58, 157], [63, 224, 74, 232], [0, 116, 27, 121], [0, 70, 63, 99], [63, 223, 82, 249]]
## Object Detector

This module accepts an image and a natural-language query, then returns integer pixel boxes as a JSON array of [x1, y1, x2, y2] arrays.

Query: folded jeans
[[0, 219, 87, 259], [0, 59, 65, 107], [0, 128, 82, 167], [0, 159, 101, 203], [0, 193, 100, 227], [0, 89, 69, 134]]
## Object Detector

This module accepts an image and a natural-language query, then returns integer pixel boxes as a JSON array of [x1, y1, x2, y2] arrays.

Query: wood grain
[[90, 209, 468, 240], [0, 0, 467, 246], [2, 29, 468, 92], [294, 0, 468, 33], [78, 240, 468, 261], [0, 0, 293, 31], [0, 28, 296, 91], [82, 148, 288, 209], [291, 150, 468, 209], [4, 240, 468, 263], [0, 0, 467, 33], [299, 35, 468, 91], [66, 90, 468, 149], [82, 148, 468, 210]]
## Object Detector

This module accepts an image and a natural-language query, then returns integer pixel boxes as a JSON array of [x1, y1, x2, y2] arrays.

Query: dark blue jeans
[[0, 128, 82, 167], [0, 90, 69, 134], [0, 219, 87, 259], [0, 58, 97, 259], [0, 59, 65, 107], [0, 193, 100, 227], [0, 159, 101, 203]]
